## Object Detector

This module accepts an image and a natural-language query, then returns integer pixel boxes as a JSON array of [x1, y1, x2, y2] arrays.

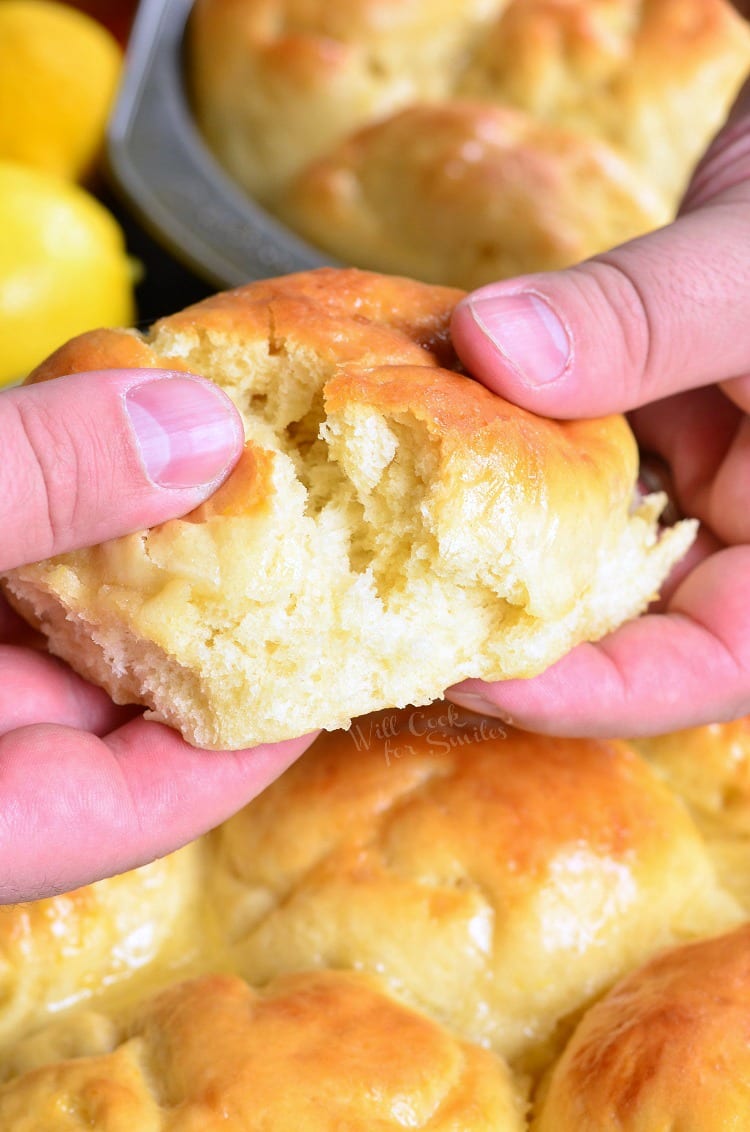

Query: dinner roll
[[0, 844, 200, 1052], [459, 0, 750, 201], [206, 703, 739, 1068], [635, 717, 750, 911], [635, 717, 750, 836], [188, 0, 498, 203], [281, 101, 669, 290], [189, 0, 750, 282], [533, 922, 750, 1130], [0, 971, 527, 1130], [1, 269, 694, 749]]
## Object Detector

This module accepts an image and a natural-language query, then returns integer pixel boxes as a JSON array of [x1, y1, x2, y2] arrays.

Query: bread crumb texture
[[2, 269, 694, 747]]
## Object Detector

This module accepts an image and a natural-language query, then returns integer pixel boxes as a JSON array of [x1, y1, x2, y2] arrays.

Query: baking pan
[[106, 0, 337, 289]]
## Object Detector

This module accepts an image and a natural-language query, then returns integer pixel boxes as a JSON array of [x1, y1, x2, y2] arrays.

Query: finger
[[447, 546, 750, 738], [681, 75, 750, 210], [0, 369, 245, 571], [0, 593, 43, 645], [631, 388, 749, 544], [0, 646, 133, 737], [451, 90, 750, 418], [0, 718, 318, 903], [648, 525, 723, 611]]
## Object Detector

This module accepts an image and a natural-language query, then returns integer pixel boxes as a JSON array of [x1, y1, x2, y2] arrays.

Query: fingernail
[[125, 376, 242, 488], [467, 291, 570, 385], [448, 691, 507, 721]]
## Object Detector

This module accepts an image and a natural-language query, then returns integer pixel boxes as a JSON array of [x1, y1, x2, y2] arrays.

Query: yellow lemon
[[0, 0, 122, 181], [0, 161, 135, 386]]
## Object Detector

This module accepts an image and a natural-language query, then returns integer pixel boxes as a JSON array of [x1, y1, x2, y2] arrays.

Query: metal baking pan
[[106, 0, 337, 289]]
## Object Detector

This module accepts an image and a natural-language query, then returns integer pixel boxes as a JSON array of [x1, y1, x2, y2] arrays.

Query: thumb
[[0, 369, 244, 572], [451, 80, 750, 418]]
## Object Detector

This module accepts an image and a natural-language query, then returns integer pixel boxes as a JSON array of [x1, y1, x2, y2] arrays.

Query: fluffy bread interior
[[2, 271, 695, 748]]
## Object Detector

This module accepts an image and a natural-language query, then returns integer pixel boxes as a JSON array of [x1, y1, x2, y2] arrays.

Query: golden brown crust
[[281, 101, 669, 288], [533, 923, 750, 1130], [25, 269, 462, 389], [0, 971, 527, 1130], [1, 709, 750, 1122], [633, 717, 750, 913], [1, 268, 695, 748], [0, 845, 201, 1052], [634, 718, 750, 835], [188, 0, 496, 201], [24, 327, 170, 383], [461, 0, 750, 198], [207, 703, 738, 1066], [190, 0, 750, 282]]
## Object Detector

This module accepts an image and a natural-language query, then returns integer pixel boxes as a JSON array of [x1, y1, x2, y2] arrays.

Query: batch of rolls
[[2, 707, 750, 1126], [190, 0, 750, 286], [3, 0, 750, 1128]]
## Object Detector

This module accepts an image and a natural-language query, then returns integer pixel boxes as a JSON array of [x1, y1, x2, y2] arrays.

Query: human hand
[[0, 369, 315, 903], [447, 79, 750, 739]]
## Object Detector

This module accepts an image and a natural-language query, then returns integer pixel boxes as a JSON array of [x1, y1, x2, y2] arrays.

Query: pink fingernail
[[448, 692, 499, 717], [466, 291, 571, 385], [125, 376, 242, 488]]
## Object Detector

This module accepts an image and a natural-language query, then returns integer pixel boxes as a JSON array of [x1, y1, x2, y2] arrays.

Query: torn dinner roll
[[1, 268, 695, 748]]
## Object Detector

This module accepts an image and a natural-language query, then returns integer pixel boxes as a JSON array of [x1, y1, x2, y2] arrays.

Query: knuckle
[[579, 257, 656, 409], [683, 84, 750, 212], [4, 393, 84, 563]]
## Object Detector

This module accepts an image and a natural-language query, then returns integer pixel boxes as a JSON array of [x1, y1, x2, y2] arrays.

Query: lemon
[[0, 0, 122, 181], [0, 161, 135, 386]]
